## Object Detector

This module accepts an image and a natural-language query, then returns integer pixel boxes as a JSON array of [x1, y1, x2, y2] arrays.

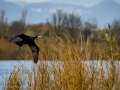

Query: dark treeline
[[0, 9, 120, 43]]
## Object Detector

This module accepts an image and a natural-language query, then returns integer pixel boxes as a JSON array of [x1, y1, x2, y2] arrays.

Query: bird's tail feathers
[[32, 52, 38, 64], [34, 59, 38, 64]]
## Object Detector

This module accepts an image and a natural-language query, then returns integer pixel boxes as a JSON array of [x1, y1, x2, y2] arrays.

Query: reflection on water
[[0, 60, 120, 89]]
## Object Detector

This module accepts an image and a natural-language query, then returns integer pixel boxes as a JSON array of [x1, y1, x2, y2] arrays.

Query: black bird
[[9, 34, 42, 64]]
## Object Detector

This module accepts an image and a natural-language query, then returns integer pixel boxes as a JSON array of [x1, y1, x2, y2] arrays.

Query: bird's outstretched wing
[[9, 34, 29, 42], [29, 45, 39, 64]]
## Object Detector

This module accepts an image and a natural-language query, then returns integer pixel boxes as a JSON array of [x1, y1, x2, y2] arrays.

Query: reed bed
[[1, 33, 120, 90]]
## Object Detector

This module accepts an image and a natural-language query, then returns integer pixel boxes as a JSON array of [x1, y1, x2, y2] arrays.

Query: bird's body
[[10, 34, 42, 64]]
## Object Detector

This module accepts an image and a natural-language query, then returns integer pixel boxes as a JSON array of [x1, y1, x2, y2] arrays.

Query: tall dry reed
[[2, 33, 120, 90]]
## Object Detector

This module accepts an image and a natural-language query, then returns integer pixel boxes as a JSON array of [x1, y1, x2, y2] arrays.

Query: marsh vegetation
[[0, 9, 120, 90], [0, 33, 120, 90]]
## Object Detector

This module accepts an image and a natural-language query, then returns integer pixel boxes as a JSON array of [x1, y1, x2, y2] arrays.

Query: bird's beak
[[38, 36, 42, 38]]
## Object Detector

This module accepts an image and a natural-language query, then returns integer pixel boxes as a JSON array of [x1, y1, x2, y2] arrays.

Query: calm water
[[0, 60, 62, 89], [0, 60, 120, 89]]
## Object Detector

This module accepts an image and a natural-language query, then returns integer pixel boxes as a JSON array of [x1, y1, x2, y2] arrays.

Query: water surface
[[0, 60, 120, 89]]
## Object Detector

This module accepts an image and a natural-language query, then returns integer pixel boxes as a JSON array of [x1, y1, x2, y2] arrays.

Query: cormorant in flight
[[10, 34, 42, 64]]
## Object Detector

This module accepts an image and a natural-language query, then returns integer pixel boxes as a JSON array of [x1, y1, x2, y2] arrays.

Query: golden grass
[[3, 60, 120, 90], [1, 33, 120, 90]]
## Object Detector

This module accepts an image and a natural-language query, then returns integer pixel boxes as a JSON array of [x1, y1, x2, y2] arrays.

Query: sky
[[5, 0, 120, 7], [2, 0, 120, 28]]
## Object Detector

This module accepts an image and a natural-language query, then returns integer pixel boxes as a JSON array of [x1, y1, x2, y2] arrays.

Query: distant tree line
[[109, 19, 120, 44], [0, 8, 27, 39], [0, 9, 120, 43]]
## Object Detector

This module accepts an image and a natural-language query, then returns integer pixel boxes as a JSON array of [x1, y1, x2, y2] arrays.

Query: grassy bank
[[0, 33, 120, 60]]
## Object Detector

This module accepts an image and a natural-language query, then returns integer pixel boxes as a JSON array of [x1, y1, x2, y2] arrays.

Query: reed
[[2, 33, 120, 90]]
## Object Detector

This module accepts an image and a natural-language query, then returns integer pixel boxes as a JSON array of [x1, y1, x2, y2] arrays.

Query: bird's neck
[[33, 36, 37, 40]]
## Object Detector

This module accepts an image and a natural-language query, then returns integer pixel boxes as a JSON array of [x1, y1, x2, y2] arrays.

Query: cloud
[[49, 8, 57, 13], [75, 9, 84, 15], [114, 0, 120, 5], [48, 8, 92, 16], [31, 8, 41, 12], [85, 2, 99, 7], [6, 0, 114, 9], [64, 7, 73, 14], [5, 0, 120, 7], [85, 2, 94, 7], [5, 0, 53, 3], [75, 9, 92, 16], [5, 0, 112, 8], [49, 7, 73, 14]]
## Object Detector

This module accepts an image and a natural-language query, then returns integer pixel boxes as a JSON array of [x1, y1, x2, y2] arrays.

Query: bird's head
[[32, 36, 42, 39], [37, 36, 42, 38], [33, 35, 42, 40]]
